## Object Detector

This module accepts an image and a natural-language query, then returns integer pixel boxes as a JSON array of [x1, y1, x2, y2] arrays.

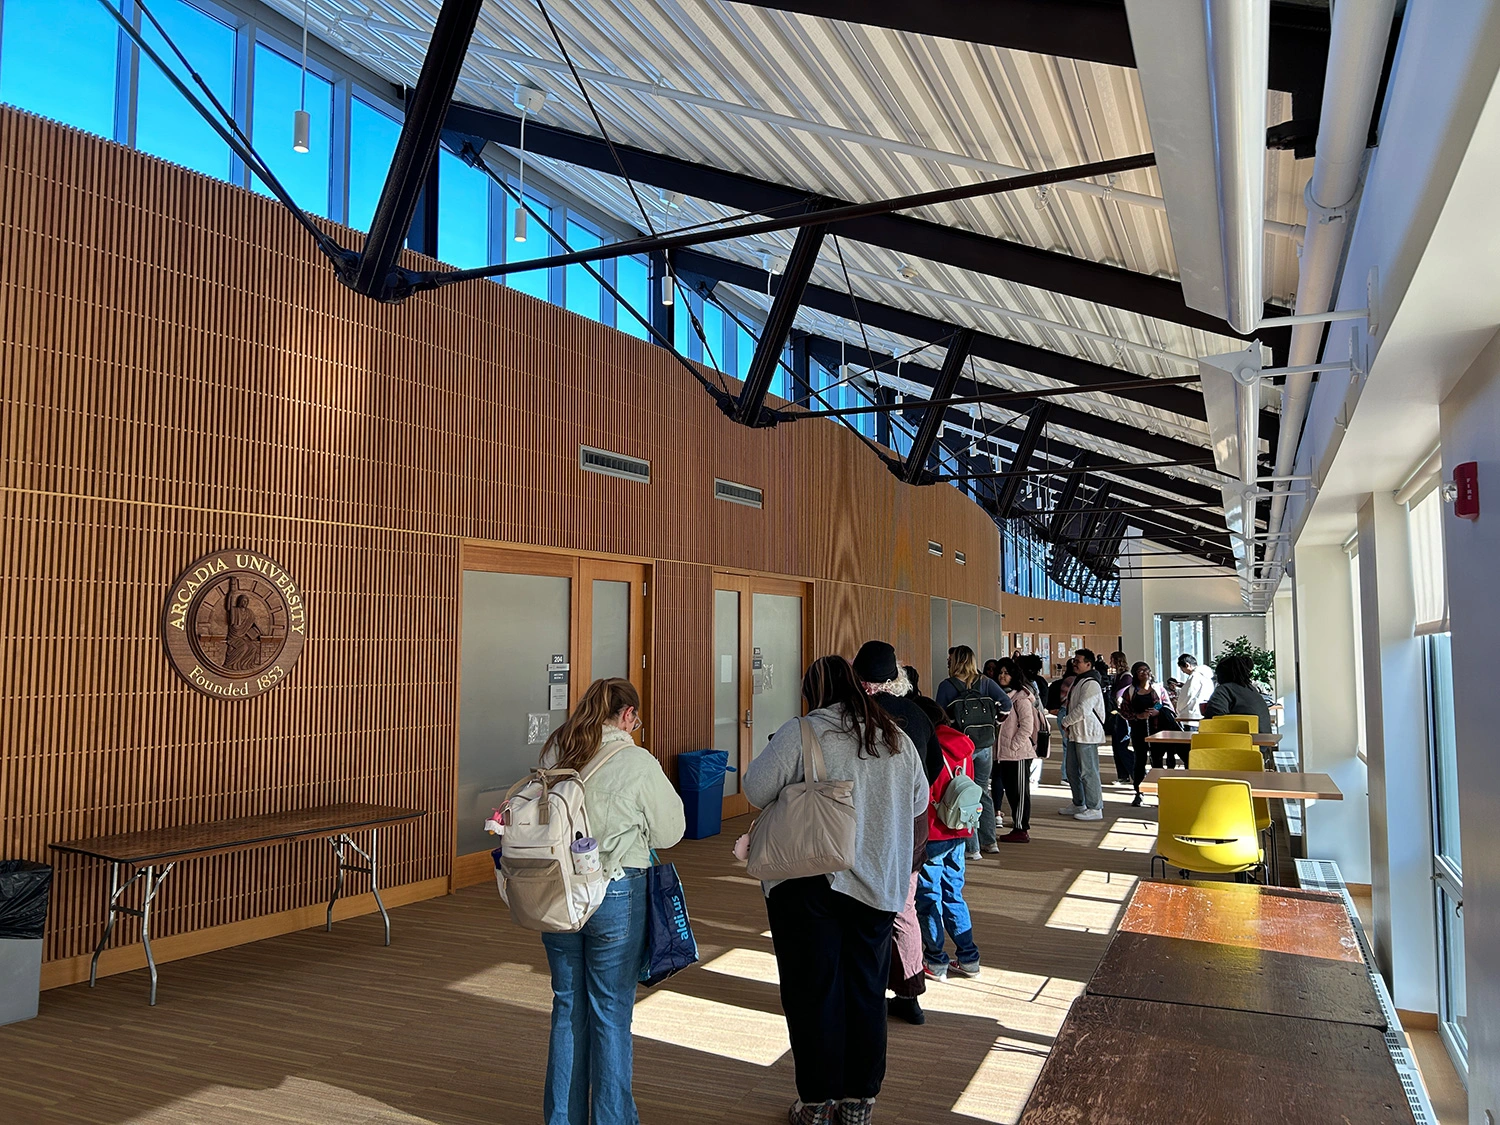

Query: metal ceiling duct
[[1126, 0, 1271, 334]]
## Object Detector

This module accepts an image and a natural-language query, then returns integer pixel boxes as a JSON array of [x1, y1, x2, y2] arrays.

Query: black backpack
[[945, 679, 999, 750]]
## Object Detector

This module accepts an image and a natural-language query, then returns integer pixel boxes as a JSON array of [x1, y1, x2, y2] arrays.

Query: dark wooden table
[[1019, 995, 1416, 1124], [52, 803, 424, 1005], [1088, 882, 1383, 1028]]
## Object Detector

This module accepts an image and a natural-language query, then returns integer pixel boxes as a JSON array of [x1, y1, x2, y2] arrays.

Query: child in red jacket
[[913, 697, 981, 980]]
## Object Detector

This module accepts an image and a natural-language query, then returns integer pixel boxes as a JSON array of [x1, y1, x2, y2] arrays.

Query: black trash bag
[[0, 861, 52, 940]]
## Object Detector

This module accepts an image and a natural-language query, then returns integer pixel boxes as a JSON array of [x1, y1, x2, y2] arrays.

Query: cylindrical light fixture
[[294, 0, 310, 154], [513, 206, 528, 244], [661, 261, 675, 306]]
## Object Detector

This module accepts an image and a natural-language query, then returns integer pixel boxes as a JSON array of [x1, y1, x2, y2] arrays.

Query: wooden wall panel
[[0, 108, 1103, 968]]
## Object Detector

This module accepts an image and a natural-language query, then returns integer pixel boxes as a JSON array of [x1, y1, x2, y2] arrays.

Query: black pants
[[1110, 721, 1135, 782], [995, 759, 1032, 831], [1129, 720, 1187, 787], [766, 877, 895, 1103]]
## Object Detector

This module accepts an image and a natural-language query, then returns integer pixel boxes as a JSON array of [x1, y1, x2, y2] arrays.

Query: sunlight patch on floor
[[1099, 817, 1157, 854], [950, 1036, 1051, 1124], [1035, 782, 1146, 806], [447, 960, 554, 1013], [1045, 870, 1139, 934], [632, 991, 789, 1066], [918, 972, 1083, 1037], [701, 947, 780, 986], [1064, 869, 1139, 902], [710, 875, 764, 887], [127, 1077, 437, 1123]]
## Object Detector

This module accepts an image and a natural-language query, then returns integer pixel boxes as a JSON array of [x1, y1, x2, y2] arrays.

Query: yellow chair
[[1190, 745, 1279, 883], [1189, 731, 1254, 752], [1151, 776, 1265, 882], [1198, 716, 1254, 735]]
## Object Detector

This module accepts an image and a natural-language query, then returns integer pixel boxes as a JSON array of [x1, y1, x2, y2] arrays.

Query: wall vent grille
[[714, 479, 763, 508], [580, 445, 650, 483], [928, 541, 943, 556], [954, 551, 967, 565]]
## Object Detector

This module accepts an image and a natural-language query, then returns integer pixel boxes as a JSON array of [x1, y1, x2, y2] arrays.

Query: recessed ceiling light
[[897, 263, 919, 281]]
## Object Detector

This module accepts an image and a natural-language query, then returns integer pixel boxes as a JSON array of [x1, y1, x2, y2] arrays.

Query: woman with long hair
[[934, 645, 1011, 857], [744, 656, 928, 1125], [992, 658, 1039, 842], [538, 678, 685, 1125], [1119, 662, 1166, 808]]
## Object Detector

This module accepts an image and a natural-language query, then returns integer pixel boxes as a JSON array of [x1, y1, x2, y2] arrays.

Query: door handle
[[743, 709, 753, 729]]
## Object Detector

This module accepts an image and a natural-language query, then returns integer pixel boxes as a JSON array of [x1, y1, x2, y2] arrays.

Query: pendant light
[[661, 253, 674, 307], [513, 85, 546, 243], [293, 0, 311, 152]]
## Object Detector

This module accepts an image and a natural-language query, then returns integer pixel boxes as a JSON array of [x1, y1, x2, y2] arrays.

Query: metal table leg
[[325, 829, 391, 946], [89, 862, 175, 1004]]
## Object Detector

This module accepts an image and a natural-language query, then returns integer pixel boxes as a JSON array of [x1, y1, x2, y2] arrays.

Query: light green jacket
[[582, 727, 686, 878]]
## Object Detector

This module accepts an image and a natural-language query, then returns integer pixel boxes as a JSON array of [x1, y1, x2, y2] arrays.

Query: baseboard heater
[[1294, 859, 1439, 1125]]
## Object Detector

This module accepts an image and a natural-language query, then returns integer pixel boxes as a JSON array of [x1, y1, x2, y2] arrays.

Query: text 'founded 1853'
[[161, 550, 307, 699]]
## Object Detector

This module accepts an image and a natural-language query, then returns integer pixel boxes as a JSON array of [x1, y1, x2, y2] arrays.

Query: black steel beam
[[350, 0, 483, 299], [903, 328, 975, 483], [442, 104, 1291, 351], [994, 407, 1050, 517], [1048, 456, 1090, 539], [1074, 479, 1116, 548], [676, 249, 1281, 443], [735, 213, 830, 424]]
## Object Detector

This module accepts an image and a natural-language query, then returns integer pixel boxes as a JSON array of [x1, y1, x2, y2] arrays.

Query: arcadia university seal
[[161, 550, 307, 698]]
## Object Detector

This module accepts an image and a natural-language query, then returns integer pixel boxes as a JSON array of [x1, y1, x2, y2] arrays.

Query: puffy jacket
[[928, 725, 976, 842], [1060, 674, 1106, 744], [996, 686, 1038, 760]]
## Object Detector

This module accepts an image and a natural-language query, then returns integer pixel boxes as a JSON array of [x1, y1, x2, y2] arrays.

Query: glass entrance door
[[716, 575, 809, 816]]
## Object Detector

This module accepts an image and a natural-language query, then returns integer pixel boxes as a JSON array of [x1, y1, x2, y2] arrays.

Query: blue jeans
[[1057, 707, 1069, 783], [968, 747, 996, 852], [916, 839, 979, 967], [541, 869, 647, 1125], [1064, 741, 1103, 812]]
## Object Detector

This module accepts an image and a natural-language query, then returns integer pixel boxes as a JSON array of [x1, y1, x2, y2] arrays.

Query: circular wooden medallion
[[161, 550, 307, 698]]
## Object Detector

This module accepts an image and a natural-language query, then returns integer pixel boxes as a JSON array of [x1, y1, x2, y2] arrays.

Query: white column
[[1290, 543, 1370, 880], [1356, 493, 1439, 1013]]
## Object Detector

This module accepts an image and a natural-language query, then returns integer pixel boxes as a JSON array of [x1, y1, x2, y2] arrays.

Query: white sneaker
[[1074, 808, 1104, 821], [1058, 805, 1084, 816]]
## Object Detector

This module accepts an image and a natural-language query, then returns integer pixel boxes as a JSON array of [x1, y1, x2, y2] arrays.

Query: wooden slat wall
[[0, 108, 1098, 967]]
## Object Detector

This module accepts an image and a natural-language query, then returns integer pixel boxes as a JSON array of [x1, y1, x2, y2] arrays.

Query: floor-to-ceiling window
[[1408, 484, 1464, 1076]]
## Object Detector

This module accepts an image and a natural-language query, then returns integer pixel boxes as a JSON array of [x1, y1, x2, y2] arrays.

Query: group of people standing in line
[[528, 641, 1270, 1125]]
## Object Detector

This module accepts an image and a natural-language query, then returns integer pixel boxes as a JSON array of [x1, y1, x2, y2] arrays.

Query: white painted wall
[[1440, 330, 1500, 1119], [1356, 493, 1438, 1012], [1291, 544, 1371, 883]]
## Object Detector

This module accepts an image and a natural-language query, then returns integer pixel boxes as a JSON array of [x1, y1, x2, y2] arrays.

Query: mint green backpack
[[936, 758, 984, 832]]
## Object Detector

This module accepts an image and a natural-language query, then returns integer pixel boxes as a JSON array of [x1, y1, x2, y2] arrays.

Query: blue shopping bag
[[639, 858, 698, 987]]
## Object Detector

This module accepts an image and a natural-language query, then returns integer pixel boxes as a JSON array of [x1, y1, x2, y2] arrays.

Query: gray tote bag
[[745, 718, 856, 881]]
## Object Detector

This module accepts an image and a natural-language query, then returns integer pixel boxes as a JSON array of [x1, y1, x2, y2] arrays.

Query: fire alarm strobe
[[1454, 461, 1480, 521]]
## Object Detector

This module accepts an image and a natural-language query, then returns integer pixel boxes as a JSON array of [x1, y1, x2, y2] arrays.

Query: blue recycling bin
[[678, 749, 735, 839]]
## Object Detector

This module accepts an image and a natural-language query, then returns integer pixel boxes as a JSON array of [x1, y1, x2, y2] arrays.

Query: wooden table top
[[50, 803, 425, 864], [1019, 995, 1415, 1124], [1086, 881, 1383, 1028], [1147, 728, 1280, 746], [1139, 769, 1342, 800]]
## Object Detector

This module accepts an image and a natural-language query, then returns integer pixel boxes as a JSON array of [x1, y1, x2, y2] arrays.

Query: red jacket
[[928, 724, 976, 841]]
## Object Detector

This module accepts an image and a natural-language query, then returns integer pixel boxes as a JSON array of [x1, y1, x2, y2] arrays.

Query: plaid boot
[[789, 1099, 836, 1125], [837, 1098, 876, 1125]]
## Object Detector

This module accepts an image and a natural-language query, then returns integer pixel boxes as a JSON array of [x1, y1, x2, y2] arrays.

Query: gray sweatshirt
[[743, 706, 927, 914]]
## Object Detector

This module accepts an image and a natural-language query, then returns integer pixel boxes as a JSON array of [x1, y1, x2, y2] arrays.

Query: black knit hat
[[853, 640, 899, 684]]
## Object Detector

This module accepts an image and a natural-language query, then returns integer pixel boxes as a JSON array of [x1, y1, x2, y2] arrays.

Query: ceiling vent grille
[[715, 479, 763, 508], [580, 445, 650, 484], [928, 541, 943, 556]]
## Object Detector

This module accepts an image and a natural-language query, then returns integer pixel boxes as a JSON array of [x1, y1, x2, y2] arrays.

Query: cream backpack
[[492, 741, 630, 933]]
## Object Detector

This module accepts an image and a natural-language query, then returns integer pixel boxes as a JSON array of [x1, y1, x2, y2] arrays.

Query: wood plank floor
[[0, 766, 1163, 1124]]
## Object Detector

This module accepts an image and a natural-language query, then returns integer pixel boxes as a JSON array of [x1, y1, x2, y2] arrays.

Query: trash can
[[677, 750, 735, 840], [0, 860, 51, 1026]]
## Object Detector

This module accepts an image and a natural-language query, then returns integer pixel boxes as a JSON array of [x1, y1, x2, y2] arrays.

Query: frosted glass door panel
[[458, 571, 570, 856], [980, 608, 998, 665], [714, 589, 742, 796], [930, 597, 949, 693], [751, 593, 802, 758], [952, 601, 979, 658], [591, 579, 630, 682]]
